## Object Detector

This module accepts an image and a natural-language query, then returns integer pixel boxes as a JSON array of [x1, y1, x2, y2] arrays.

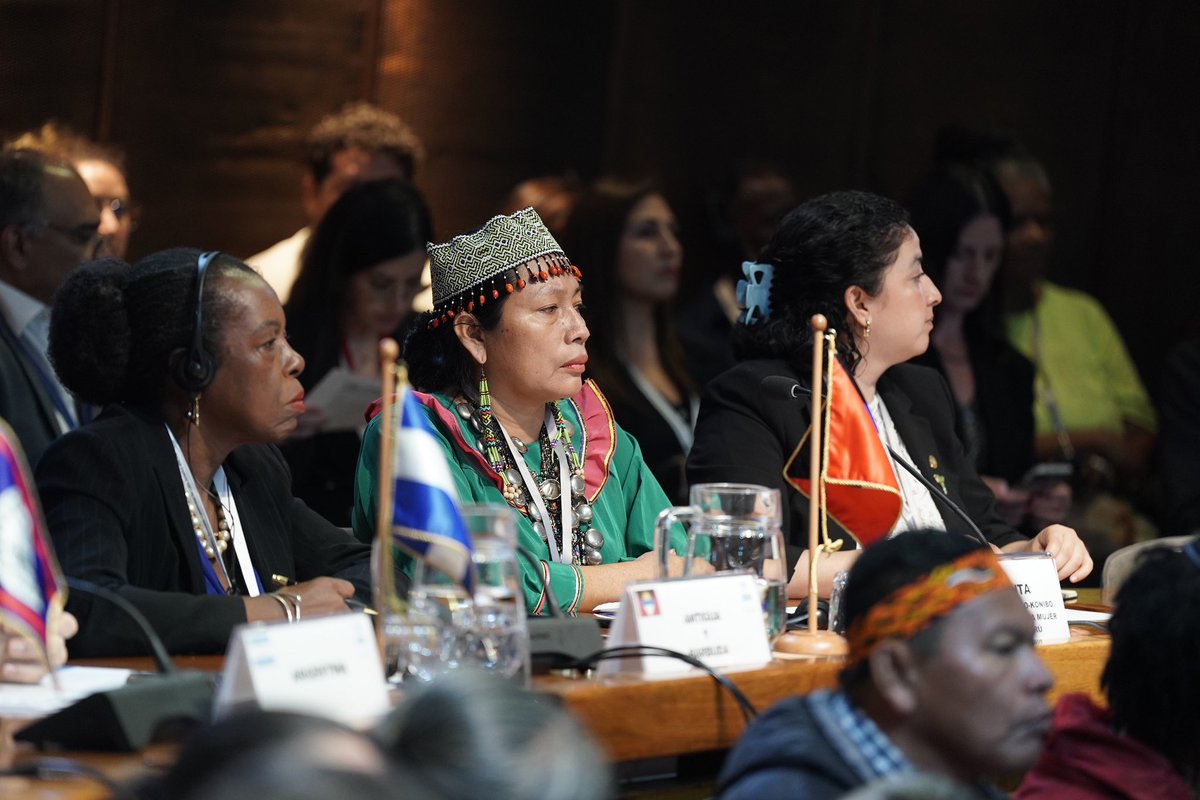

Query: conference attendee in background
[[716, 533, 1051, 800], [558, 179, 697, 504], [680, 161, 797, 387], [498, 173, 582, 236], [37, 249, 381, 656], [0, 148, 104, 466], [353, 208, 689, 614], [281, 178, 432, 525], [7, 122, 138, 259], [377, 670, 614, 800], [1159, 336, 1200, 536], [247, 100, 424, 304], [990, 148, 1156, 512], [908, 167, 1067, 534], [1017, 542, 1200, 798], [688, 190, 1091, 596]]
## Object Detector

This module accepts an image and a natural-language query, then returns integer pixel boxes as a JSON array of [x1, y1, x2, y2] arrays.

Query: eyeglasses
[[25, 219, 105, 257], [97, 196, 135, 223]]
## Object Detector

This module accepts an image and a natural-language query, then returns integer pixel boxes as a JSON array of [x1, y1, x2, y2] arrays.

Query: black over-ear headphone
[[172, 250, 220, 394]]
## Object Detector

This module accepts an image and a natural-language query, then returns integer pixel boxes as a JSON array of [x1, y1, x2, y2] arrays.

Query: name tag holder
[[998, 552, 1070, 645], [215, 613, 391, 726], [601, 573, 772, 677]]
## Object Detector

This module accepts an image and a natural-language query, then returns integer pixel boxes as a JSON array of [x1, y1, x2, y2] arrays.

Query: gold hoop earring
[[186, 395, 201, 427]]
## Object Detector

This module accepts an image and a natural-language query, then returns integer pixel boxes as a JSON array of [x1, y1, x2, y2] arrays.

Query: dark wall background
[[1, 0, 1196, 392]]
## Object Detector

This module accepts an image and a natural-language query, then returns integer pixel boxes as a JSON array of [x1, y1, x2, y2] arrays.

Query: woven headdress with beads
[[426, 207, 582, 329]]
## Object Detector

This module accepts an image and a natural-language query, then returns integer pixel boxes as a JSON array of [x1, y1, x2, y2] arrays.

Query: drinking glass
[[462, 504, 529, 683], [384, 504, 528, 683], [690, 482, 782, 525], [655, 483, 788, 644]]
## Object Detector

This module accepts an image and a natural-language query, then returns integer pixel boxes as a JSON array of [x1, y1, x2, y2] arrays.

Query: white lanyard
[[165, 426, 259, 596], [625, 365, 697, 451], [499, 409, 572, 564]]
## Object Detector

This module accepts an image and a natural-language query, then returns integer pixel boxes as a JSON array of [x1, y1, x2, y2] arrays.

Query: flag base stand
[[774, 630, 848, 658]]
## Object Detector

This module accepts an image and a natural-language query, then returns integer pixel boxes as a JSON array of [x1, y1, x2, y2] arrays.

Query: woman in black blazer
[[38, 249, 382, 656], [688, 191, 1091, 597], [908, 167, 1075, 537]]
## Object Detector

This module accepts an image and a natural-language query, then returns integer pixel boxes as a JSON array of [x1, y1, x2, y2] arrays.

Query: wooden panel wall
[[0, 0, 1196, 387], [0, 0, 380, 259]]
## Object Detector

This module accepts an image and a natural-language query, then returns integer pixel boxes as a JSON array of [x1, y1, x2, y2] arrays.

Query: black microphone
[[515, 546, 601, 672], [763, 377, 990, 547], [16, 580, 215, 752], [761, 375, 811, 398]]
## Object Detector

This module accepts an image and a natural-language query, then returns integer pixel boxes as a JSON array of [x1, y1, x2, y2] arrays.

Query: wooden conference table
[[3, 595, 1111, 799]]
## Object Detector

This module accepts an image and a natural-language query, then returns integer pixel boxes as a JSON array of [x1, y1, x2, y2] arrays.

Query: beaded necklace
[[187, 489, 232, 562], [455, 395, 603, 565]]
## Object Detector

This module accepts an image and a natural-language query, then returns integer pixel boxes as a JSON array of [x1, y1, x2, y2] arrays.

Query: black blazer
[[37, 405, 378, 656], [0, 316, 63, 467], [912, 338, 1036, 485], [687, 359, 1026, 565]]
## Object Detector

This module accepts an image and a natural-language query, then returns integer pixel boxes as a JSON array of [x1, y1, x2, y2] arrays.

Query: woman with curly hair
[[688, 190, 1091, 596]]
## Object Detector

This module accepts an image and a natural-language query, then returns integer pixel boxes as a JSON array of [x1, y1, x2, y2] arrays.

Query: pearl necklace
[[187, 489, 231, 561]]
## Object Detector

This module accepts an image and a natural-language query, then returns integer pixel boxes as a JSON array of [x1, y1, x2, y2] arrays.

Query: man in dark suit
[[0, 148, 103, 465]]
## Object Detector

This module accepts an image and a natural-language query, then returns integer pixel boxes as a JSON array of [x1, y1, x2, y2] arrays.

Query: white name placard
[[998, 552, 1070, 645], [600, 573, 772, 677], [215, 613, 390, 726]]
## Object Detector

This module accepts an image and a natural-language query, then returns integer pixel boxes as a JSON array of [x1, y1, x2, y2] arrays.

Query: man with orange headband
[[715, 532, 1054, 799]]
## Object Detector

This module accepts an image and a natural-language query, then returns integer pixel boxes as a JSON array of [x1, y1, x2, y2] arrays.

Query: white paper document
[[305, 367, 381, 433], [0, 666, 133, 719]]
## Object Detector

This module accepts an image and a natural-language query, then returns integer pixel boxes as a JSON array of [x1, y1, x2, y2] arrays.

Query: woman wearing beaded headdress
[[352, 208, 689, 614]]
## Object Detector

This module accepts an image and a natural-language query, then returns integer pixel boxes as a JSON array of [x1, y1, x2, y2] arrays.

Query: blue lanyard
[[194, 523, 265, 596], [14, 333, 77, 429]]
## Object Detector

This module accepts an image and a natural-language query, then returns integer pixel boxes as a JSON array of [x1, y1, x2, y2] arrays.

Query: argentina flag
[[0, 420, 63, 658], [391, 386, 474, 591]]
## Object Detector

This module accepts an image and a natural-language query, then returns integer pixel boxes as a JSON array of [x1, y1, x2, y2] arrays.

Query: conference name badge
[[998, 552, 1071, 645], [215, 613, 391, 726], [600, 573, 772, 677]]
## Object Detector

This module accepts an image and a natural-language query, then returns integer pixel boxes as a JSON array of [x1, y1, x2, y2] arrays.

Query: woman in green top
[[352, 208, 687, 614]]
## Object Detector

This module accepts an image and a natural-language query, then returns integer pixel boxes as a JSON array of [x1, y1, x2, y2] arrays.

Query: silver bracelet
[[268, 592, 294, 623], [280, 592, 302, 623]]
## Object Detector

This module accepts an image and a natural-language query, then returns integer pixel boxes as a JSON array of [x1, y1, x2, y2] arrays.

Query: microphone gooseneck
[[881, 444, 990, 547], [65, 577, 176, 674]]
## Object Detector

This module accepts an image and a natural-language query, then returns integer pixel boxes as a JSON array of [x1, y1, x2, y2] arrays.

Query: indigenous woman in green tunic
[[352, 208, 686, 614]]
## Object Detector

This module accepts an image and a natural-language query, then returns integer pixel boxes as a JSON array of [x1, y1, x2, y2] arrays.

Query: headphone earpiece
[[172, 250, 220, 394]]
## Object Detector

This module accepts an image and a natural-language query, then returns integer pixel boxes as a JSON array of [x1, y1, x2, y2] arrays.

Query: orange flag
[[783, 357, 901, 547]]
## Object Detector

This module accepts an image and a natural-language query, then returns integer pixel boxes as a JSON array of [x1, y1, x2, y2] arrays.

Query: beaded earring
[[864, 317, 872, 340], [477, 369, 522, 504], [186, 395, 201, 427]]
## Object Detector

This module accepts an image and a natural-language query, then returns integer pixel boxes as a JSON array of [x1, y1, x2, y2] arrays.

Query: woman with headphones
[[35, 249, 381, 656]]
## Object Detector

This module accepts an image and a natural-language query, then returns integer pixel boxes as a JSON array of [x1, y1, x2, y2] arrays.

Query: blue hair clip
[[1183, 537, 1200, 569], [736, 261, 774, 325]]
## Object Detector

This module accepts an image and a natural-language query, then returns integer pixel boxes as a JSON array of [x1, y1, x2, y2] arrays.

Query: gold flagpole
[[374, 338, 404, 622], [775, 315, 849, 657], [806, 315, 827, 634]]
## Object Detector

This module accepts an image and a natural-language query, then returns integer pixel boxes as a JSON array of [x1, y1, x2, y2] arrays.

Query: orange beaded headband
[[845, 549, 1012, 666]]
